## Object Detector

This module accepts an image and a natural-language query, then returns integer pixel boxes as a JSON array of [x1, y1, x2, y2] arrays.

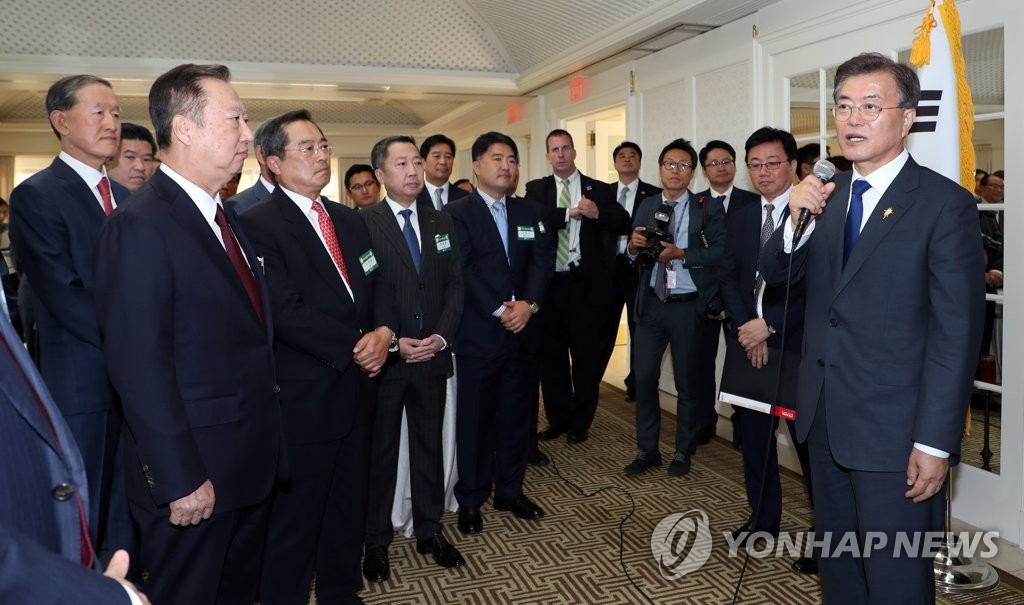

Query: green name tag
[[435, 233, 452, 253], [359, 249, 379, 275], [517, 225, 536, 240]]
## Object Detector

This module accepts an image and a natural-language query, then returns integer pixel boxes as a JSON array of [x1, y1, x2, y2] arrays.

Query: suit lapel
[[372, 202, 418, 275], [0, 317, 62, 456], [155, 172, 257, 318], [52, 158, 107, 227], [833, 162, 921, 298], [276, 193, 353, 305]]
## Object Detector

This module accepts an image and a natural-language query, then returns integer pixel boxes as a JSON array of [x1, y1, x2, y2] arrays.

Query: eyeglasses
[[287, 143, 333, 157], [831, 103, 903, 122], [704, 159, 734, 168], [348, 180, 378, 192], [660, 161, 693, 172], [746, 161, 785, 173]]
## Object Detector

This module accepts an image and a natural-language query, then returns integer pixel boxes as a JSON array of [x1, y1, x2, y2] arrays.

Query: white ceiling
[[0, 0, 779, 132]]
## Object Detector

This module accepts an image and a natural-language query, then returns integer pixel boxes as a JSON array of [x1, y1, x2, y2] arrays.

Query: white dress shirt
[[59, 151, 116, 212]]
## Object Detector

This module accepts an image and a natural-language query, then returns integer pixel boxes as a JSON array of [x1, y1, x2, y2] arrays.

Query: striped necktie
[[556, 179, 572, 266]]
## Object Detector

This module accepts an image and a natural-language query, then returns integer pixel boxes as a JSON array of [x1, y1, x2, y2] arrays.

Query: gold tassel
[[938, 0, 977, 191], [910, 0, 937, 67]]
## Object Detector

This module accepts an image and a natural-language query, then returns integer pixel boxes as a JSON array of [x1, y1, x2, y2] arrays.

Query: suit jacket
[[632, 190, 726, 314], [95, 169, 282, 513], [416, 182, 469, 211], [238, 188, 398, 444], [227, 180, 273, 214], [525, 173, 631, 304], [760, 158, 985, 471], [719, 197, 804, 352], [443, 191, 554, 359], [360, 200, 462, 379], [0, 311, 126, 602], [696, 186, 760, 220], [979, 207, 1002, 273], [8, 157, 129, 416]]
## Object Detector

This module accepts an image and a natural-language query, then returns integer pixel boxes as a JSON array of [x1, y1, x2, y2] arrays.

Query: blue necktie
[[399, 208, 421, 274], [843, 179, 871, 267], [492, 200, 510, 259]]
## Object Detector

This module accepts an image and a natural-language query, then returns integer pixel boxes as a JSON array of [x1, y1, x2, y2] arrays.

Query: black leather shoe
[[624, 450, 662, 475], [667, 452, 691, 476], [457, 507, 482, 535], [528, 446, 550, 467], [624, 388, 636, 403], [362, 544, 390, 583], [416, 533, 466, 569], [696, 424, 716, 445], [791, 556, 818, 575], [730, 412, 742, 450], [537, 425, 567, 440], [729, 522, 779, 550], [493, 494, 545, 521], [566, 429, 588, 444]]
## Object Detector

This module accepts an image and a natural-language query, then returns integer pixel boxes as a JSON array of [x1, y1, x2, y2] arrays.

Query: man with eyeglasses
[[345, 164, 382, 208], [694, 140, 760, 450], [238, 109, 398, 605], [719, 127, 815, 574], [624, 138, 725, 477], [601, 141, 662, 403], [760, 53, 983, 604], [228, 118, 276, 213], [528, 129, 631, 448]]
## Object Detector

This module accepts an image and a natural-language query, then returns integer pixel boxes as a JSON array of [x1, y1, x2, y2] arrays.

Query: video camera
[[637, 201, 675, 267]]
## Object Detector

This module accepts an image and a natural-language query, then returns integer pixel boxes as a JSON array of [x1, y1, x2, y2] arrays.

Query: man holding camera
[[624, 138, 725, 477]]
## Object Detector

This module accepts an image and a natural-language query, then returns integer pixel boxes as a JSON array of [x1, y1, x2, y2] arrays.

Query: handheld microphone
[[792, 159, 837, 246]]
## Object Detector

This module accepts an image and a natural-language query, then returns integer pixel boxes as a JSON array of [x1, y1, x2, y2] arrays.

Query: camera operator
[[622, 138, 725, 477]]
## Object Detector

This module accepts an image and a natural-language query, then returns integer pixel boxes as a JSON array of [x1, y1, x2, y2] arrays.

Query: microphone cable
[[729, 221, 803, 605]]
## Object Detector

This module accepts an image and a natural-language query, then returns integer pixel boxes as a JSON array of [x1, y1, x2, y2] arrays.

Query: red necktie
[[213, 205, 265, 326], [311, 200, 351, 285], [97, 176, 113, 216], [0, 334, 95, 568]]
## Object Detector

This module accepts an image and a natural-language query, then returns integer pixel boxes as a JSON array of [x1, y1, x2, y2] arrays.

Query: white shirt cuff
[[492, 305, 506, 318], [913, 442, 950, 458], [123, 584, 143, 605], [783, 218, 815, 253]]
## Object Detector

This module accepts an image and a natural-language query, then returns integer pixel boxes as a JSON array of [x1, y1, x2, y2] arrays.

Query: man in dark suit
[[238, 111, 397, 605], [528, 129, 631, 444], [693, 139, 761, 447], [345, 164, 381, 209], [760, 53, 984, 604], [360, 135, 465, 582], [977, 172, 1003, 362], [719, 127, 813, 557], [94, 64, 284, 605], [0, 299, 148, 604], [444, 131, 554, 535], [599, 141, 661, 403], [624, 138, 725, 477], [9, 74, 133, 561], [418, 134, 470, 211], [226, 119, 275, 213]]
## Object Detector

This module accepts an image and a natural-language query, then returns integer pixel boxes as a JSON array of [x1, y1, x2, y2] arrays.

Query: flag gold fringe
[[909, 0, 975, 192]]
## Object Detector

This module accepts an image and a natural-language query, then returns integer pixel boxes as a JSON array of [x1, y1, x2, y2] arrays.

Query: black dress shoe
[[624, 388, 636, 402], [696, 424, 716, 445], [624, 450, 661, 475], [537, 425, 567, 440], [729, 522, 778, 550], [667, 451, 691, 476], [492, 494, 545, 521], [528, 446, 550, 466], [566, 429, 588, 444], [416, 533, 466, 569], [362, 544, 390, 583], [791, 556, 818, 575], [457, 507, 482, 535]]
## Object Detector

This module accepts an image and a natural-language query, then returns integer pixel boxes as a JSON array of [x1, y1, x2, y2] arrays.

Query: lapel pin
[[882, 208, 894, 220]]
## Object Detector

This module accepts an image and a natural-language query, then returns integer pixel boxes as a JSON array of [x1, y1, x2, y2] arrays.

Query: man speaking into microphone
[[759, 53, 983, 604]]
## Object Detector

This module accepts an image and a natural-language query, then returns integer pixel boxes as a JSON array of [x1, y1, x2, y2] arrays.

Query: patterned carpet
[[352, 383, 1023, 604]]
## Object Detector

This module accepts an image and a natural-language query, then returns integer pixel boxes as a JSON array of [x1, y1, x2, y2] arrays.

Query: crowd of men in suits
[[1, 52, 988, 605]]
